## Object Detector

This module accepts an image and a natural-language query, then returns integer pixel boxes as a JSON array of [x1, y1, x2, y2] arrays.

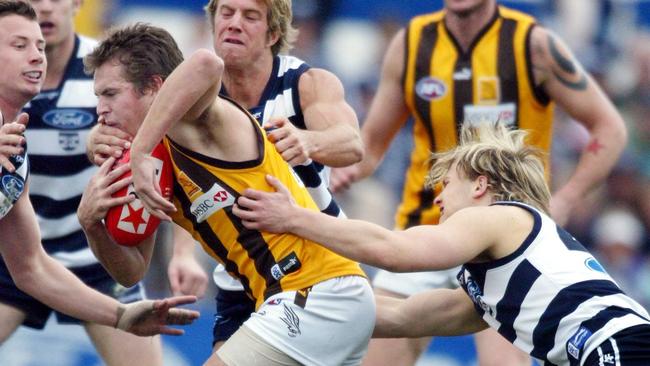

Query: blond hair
[[204, 0, 298, 55], [426, 123, 551, 213]]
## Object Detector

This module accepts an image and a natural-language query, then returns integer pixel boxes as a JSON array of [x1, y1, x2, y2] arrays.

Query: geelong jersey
[[166, 99, 364, 309], [221, 55, 343, 218], [22, 35, 99, 267], [457, 202, 650, 366], [399, 6, 555, 229]]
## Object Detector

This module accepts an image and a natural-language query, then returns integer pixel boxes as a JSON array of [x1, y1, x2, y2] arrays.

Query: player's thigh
[[474, 327, 530, 366], [0, 302, 26, 343], [215, 325, 301, 366], [85, 322, 163, 366]]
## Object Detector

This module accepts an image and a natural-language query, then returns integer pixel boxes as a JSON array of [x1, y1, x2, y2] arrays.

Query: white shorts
[[219, 275, 375, 366], [371, 267, 461, 297]]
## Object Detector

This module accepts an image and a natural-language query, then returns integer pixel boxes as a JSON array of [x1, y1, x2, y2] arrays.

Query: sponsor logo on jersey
[[416, 77, 447, 101], [58, 131, 80, 151], [463, 103, 516, 126], [270, 252, 302, 280], [585, 257, 606, 273], [280, 303, 301, 338], [1, 174, 25, 202], [567, 325, 592, 359], [477, 76, 501, 104], [178, 171, 201, 198], [453, 67, 472, 80], [42, 109, 95, 129], [458, 270, 493, 316], [190, 183, 235, 223]]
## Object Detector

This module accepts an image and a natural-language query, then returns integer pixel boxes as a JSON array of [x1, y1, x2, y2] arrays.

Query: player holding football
[[77, 23, 374, 366]]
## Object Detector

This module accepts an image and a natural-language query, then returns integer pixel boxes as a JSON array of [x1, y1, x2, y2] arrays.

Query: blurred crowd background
[[3, 1, 650, 365]]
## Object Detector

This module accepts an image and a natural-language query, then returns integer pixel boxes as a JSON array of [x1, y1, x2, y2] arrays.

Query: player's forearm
[[12, 250, 120, 327], [287, 207, 401, 270], [373, 290, 487, 338], [82, 221, 148, 286], [305, 123, 363, 167], [557, 114, 627, 201]]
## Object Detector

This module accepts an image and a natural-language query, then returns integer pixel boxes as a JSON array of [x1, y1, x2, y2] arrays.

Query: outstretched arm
[[375, 288, 487, 338], [233, 175, 493, 272], [1, 188, 198, 336], [264, 68, 363, 167], [530, 27, 627, 225]]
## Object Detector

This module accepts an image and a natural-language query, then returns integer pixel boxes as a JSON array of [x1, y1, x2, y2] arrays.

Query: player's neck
[[43, 33, 76, 90], [445, 2, 497, 52], [0, 99, 22, 123], [222, 53, 274, 109]]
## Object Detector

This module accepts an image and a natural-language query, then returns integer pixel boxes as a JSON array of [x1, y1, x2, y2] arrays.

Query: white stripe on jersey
[[24, 129, 92, 156], [29, 166, 97, 201], [37, 213, 85, 240], [58, 80, 97, 107], [51, 247, 99, 268], [76, 35, 97, 58], [261, 88, 296, 124], [277, 55, 304, 77]]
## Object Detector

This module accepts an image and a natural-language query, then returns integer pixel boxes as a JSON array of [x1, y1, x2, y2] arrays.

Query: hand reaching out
[[232, 174, 298, 233], [116, 295, 200, 336]]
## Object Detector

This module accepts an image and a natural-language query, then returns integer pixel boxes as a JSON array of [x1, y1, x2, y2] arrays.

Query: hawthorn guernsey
[[105, 142, 173, 246]]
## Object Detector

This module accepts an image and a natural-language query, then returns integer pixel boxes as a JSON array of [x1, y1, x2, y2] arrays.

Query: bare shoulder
[[298, 67, 345, 105], [528, 25, 588, 90]]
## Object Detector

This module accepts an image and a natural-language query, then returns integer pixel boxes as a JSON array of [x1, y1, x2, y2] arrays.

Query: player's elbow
[[112, 270, 144, 288], [191, 49, 224, 81]]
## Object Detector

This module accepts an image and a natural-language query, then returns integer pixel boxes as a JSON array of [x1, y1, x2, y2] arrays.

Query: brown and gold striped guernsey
[[399, 5, 555, 229], [165, 99, 365, 309]]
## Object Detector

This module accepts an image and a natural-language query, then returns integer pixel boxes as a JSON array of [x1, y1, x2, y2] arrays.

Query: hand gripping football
[[105, 142, 173, 246]]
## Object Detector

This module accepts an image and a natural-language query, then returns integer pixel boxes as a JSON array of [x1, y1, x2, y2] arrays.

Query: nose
[[227, 12, 243, 31], [30, 45, 45, 65], [96, 99, 109, 117], [433, 194, 442, 206]]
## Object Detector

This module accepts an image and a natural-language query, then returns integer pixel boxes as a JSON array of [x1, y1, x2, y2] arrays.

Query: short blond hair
[[204, 0, 298, 55], [426, 123, 551, 213]]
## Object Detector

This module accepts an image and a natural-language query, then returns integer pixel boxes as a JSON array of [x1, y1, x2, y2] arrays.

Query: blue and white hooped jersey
[[21, 35, 99, 268], [457, 201, 650, 365], [221, 55, 343, 218]]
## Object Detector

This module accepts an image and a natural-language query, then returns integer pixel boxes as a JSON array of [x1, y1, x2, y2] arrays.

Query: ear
[[145, 75, 165, 95], [266, 30, 280, 50], [472, 175, 489, 198]]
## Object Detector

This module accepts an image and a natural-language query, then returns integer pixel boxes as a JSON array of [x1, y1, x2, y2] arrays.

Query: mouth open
[[223, 37, 244, 45], [39, 21, 55, 32]]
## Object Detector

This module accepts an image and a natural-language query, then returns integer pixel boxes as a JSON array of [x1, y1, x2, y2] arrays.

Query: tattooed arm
[[529, 27, 627, 226]]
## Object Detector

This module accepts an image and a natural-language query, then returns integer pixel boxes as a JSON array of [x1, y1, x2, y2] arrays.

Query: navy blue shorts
[[0, 260, 144, 329], [583, 324, 650, 365], [212, 289, 255, 345]]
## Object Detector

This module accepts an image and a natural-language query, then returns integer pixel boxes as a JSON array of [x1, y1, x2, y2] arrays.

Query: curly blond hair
[[426, 123, 551, 213]]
